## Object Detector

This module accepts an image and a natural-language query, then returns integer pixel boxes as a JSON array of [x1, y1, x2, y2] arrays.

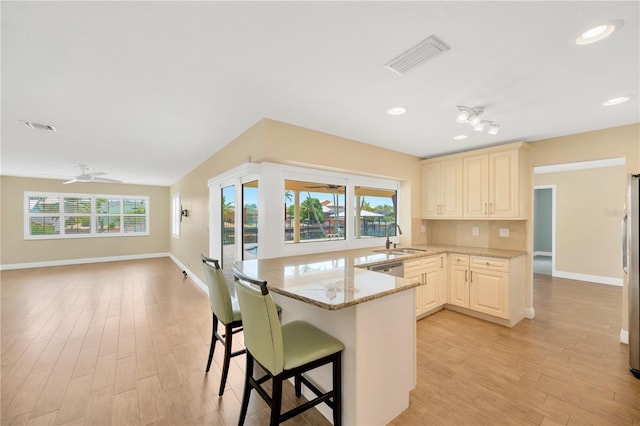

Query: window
[[284, 180, 346, 243], [171, 192, 181, 239], [354, 186, 397, 239], [25, 192, 149, 239], [221, 185, 236, 269], [242, 181, 259, 260]]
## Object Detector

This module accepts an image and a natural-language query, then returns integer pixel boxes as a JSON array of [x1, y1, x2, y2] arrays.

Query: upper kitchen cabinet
[[463, 148, 521, 218], [421, 158, 463, 218], [422, 142, 529, 220]]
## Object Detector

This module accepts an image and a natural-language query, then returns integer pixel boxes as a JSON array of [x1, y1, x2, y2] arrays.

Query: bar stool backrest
[[201, 255, 234, 325], [233, 272, 284, 376]]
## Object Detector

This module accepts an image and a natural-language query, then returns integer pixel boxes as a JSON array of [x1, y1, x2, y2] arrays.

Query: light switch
[[472, 227, 479, 236], [499, 228, 510, 238]]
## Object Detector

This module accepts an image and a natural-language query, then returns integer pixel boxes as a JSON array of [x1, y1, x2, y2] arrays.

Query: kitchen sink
[[372, 248, 433, 256], [391, 248, 427, 254]]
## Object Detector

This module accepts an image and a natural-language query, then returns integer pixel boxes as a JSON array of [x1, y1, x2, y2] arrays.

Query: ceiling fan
[[62, 164, 122, 184], [303, 184, 344, 192]]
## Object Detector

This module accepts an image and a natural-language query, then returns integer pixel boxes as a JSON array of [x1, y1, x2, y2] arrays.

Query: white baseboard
[[525, 307, 535, 319], [553, 270, 623, 286], [620, 329, 629, 344], [168, 254, 208, 295], [533, 251, 552, 257], [0, 252, 170, 271]]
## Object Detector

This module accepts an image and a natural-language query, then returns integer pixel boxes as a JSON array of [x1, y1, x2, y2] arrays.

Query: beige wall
[[534, 166, 626, 279], [530, 124, 639, 171], [0, 176, 170, 266], [170, 118, 422, 282], [529, 123, 640, 335]]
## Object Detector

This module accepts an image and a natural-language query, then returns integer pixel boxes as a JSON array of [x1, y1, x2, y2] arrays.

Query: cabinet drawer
[[404, 260, 423, 275], [421, 255, 439, 267], [470, 256, 509, 272], [449, 254, 469, 266]]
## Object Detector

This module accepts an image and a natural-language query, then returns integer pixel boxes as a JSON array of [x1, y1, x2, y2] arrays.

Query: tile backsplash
[[425, 220, 527, 251]]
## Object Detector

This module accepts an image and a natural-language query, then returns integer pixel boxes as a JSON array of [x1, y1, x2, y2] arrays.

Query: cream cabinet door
[[421, 265, 439, 313], [488, 150, 518, 218], [448, 254, 470, 308], [421, 162, 441, 218], [469, 269, 509, 319], [408, 256, 440, 316], [463, 155, 488, 218], [440, 159, 463, 218], [437, 254, 447, 305], [405, 259, 424, 315], [422, 159, 463, 219]]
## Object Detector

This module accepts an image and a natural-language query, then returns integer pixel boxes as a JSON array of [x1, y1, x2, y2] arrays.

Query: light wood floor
[[2, 259, 639, 425], [391, 273, 640, 426]]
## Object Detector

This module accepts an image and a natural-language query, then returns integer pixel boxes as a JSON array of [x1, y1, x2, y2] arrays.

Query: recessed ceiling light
[[603, 96, 631, 106], [453, 135, 468, 140], [387, 107, 407, 116], [576, 21, 623, 45]]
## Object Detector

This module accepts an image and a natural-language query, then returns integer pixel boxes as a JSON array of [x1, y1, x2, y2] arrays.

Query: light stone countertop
[[233, 248, 419, 310], [233, 245, 526, 310], [409, 244, 527, 259]]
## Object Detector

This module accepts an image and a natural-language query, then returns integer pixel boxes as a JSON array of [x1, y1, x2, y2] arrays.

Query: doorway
[[533, 186, 555, 275]]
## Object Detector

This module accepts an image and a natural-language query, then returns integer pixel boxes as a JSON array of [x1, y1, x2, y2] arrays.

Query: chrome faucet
[[385, 223, 403, 249]]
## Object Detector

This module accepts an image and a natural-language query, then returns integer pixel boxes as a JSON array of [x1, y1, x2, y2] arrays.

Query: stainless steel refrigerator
[[624, 173, 640, 379]]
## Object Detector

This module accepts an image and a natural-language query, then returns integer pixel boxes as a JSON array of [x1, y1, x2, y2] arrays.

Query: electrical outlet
[[472, 227, 479, 236], [499, 228, 510, 238]]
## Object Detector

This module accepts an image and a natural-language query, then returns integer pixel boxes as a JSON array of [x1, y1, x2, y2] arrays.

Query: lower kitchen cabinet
[[409, 251, 525, 326], [448, 254, 470, 308], [447, 254, 525, 324], [469, 256, 510, 319], [405, 255, 441, 316]]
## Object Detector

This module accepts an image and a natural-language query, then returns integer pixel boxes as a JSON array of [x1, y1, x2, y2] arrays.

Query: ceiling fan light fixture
[[456, 109, 470, 123], [62, 164, 122, 184], [474, 121, 487, 132], [487, 123, 500, 135], [467, 115, 481, 127]]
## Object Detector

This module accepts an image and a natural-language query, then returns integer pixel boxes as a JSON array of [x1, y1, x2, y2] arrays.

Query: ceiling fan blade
[[62, 179, 78, 184], [92, 176, 122, 183], [89, 171, 107, 177]]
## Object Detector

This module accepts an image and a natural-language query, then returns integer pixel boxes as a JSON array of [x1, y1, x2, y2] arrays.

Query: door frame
[[533, 185, 557, 275]]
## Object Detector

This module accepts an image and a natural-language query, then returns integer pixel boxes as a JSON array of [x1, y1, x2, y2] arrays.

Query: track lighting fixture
[[455, 105, 499, 135]]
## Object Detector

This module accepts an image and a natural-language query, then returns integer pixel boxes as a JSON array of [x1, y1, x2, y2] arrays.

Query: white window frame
[[208, 162, 402, 260], [171, 192, 181, 239], [24, 191, 150, 240]]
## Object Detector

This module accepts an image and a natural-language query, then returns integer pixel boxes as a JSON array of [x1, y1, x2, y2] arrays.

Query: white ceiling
[[2, 1, 638, 186]]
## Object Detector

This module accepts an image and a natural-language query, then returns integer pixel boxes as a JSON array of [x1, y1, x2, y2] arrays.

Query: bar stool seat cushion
[[282, 321, 344, 370]]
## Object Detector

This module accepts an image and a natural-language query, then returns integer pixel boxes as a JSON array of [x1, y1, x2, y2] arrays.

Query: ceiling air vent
[[384, 35, 450, 75]]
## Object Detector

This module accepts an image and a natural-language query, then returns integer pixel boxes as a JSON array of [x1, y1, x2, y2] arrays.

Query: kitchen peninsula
[[233, 248, 420, 426]]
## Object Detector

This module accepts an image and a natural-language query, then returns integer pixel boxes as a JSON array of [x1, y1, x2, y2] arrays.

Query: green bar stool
[[201, 255, 247, 396], [233, 267, 344, 426]]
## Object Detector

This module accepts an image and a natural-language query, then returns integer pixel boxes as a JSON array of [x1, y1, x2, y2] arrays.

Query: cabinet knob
[[486, 262, 490, 266]]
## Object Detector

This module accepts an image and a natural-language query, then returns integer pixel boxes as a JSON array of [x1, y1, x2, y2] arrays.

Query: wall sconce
[[456, 105, 500, 135], [180, 206, 189, 222]]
